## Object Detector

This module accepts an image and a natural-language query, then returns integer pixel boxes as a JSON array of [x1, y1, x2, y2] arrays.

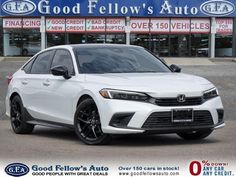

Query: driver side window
[[51, 49, 75, 75]]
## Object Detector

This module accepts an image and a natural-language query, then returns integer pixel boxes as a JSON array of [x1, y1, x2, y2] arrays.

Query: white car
[[5, 44, 224, 145]]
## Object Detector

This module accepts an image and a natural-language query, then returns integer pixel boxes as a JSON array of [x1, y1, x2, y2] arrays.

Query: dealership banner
[[3, 17, 233, 34], [216, 18, 233, 34], [0, 0, 236, 17], [66, 18, 86, 33], [3, 18, 41, 29], [1, 159, 236, 177]]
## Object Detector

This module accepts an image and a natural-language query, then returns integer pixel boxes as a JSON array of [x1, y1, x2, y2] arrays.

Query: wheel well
[[10, 92, 20, 102], [76, 95, 93, 108]]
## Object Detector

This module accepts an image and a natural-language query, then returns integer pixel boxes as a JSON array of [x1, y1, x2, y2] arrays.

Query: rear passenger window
[[51, 49, 75, 75], [31, 50, 54, 74], [22, 58, 35, 74]]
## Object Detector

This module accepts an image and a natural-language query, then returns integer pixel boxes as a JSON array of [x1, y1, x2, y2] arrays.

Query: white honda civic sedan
[[5, 44, 224, 145]]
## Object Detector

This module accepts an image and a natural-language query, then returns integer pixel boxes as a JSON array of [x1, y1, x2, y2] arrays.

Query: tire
[[74, 98, 110, 145], [177, 130, 213, 140], [22, 49, 28, 56], [10, 95, 34, 134]]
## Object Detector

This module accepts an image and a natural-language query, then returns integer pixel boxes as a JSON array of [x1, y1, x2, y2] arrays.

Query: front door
[[40, 49, 82, 125]]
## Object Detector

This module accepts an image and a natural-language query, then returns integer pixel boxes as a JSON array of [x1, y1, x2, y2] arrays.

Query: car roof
[[46, 44, 143, 50]]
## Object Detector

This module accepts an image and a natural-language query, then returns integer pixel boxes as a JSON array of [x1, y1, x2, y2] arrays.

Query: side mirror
[[170, 64, 181, 73], [51, 65, 71, 79]]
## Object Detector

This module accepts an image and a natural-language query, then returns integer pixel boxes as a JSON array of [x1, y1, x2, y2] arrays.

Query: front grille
[[155, 97, 203, 106], [142, 111, 213, 129]]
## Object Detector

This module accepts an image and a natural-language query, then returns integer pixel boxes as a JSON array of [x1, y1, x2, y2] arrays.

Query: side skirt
[[24, 107, 74, 129]]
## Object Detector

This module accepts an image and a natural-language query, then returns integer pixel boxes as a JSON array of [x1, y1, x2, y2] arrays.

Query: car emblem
[[177, 94, 186, 103]]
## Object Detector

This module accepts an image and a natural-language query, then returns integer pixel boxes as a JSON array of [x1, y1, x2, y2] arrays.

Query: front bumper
[[5, 92, 10, 117], [98, 96, 224, 134]]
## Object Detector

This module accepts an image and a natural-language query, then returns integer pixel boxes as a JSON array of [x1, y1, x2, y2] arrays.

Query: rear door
[[22, 50, 55, 121]]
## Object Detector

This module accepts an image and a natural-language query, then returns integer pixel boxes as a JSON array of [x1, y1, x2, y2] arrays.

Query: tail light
[[6, 75, 13, 85]]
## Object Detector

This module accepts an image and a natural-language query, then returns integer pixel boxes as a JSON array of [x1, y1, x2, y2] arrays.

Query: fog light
[[217, 109, 224, 123], [109, 113, 134, 128]]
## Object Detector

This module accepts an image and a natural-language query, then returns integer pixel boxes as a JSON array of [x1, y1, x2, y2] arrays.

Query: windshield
[[74, 46, 171, 74]]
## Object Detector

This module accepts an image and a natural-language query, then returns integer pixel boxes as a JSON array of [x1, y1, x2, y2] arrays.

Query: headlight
[[99, 89, 149, 102], [203, 88, 218, 100]]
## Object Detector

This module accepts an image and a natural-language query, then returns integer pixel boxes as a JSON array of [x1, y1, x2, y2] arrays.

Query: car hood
[[84, 73, 214, 97]]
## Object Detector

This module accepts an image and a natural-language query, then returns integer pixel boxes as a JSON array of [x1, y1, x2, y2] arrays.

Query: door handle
[[43, 80, 50, 87], [21, 80, 28, 85]]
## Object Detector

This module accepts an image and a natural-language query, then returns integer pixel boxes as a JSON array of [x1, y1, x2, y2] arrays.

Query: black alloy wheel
[[177, 129, 213, 140], [10, 95, 34, 134], [74, 98, 110, 145]]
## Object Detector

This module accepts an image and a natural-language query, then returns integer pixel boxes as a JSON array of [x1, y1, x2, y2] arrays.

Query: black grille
[[142, 111, 213, 129], [217, 109, 224, 123], [155, 97, 203, 106]]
